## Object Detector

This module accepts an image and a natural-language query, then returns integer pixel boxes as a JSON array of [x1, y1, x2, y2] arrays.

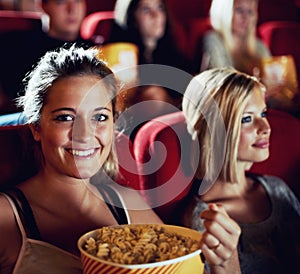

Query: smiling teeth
[[71, 149, 95, 157]]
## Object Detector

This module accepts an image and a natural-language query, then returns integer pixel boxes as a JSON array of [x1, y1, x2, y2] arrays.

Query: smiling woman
[[30, 75, 115, 180], [0, 44, 162, 274]]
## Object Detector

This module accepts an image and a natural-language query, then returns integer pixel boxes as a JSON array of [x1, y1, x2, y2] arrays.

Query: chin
[[73, 168, 100, 180], [252, 153, 270, 164]]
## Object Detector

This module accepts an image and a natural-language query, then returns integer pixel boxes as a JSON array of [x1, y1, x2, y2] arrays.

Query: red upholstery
[[85, 0, 116, 15], [115, 131, 140, 189], [258, 20, 300, 85], [0, 10, 42, 34], [0, 125, 139, 191], [133, 109, 300, 223], [0, 125, 37, 189], [187, 17, 212, 61], [133, 112, 197, 224], [258, 0, 298, 26], [165, 0, 211, 29], [80, 11, 115, 45]]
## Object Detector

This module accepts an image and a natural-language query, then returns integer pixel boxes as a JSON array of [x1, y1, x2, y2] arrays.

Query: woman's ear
[[29, 124, 41, 141]]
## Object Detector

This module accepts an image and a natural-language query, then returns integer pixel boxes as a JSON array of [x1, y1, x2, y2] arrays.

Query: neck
[[30, 169, 94, 201], [198, 162, 251, 202], [47, 29, 79, 42]]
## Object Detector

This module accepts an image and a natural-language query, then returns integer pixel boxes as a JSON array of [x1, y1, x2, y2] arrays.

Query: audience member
[[201, 0, 270, 76], [108, 0, 195, 139], [182, 68, 300, 273], [201, 0, 300, 117], [0, 44, 163, 273], [0, 0, 92, 114], [110, 0, 194, 74]]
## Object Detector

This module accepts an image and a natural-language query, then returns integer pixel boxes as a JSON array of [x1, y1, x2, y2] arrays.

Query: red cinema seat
[[85, 0, 116, 15], [187, 17, 212, 63], [165, 0, 211, 29], [0, 10, 42, 34], [257, 0, 298, 26], [0, 125, 139, 191], [133, 111, 198, 224], [80, 11, 115, 45]]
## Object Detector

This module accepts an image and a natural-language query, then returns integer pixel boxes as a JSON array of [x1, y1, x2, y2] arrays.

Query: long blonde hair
[[183, 68, 265, 188]]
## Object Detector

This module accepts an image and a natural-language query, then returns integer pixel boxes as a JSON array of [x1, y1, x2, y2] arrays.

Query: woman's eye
[[139, 6, 150, 14], [261, 111, 267, 118], [235, 7, 243, 14], [158, 3, 165, 11], [55, 0, 66, 4], [54, 114, 74, 122], [241, 115, 252, 124], [93, 113, 108, 122]]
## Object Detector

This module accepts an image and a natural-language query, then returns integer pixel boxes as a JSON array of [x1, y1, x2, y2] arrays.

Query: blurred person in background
[[201, 0, 270, 76], [108, 0, 196, 140], [0, 0, 92, 114], [110, 0, 194, 74], [200, 0, 300, 117]]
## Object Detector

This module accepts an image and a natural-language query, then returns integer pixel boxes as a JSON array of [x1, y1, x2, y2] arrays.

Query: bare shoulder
[[0, 193, 15, 228], [0, 193, 22, 268], [0, 193, 20, 238]]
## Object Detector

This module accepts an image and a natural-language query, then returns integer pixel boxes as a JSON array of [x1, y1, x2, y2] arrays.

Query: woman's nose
[[66, 0, 76, 12], [150, 8, 161, 18], [72, 118, 94, 142], [258, 118, 271, 135]]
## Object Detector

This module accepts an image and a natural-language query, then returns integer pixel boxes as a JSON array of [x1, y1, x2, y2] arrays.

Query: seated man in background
[[0, 0, 93, 114]]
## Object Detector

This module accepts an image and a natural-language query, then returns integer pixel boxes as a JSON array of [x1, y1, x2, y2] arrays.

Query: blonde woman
[[182, 68, 300, 273], [201, 0, 270, 76]]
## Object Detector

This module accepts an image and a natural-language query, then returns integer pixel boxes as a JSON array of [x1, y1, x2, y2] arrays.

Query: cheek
[[138, 19, 150, 32], [40, 127, 71, 151], [238, 128, 253, 151], [96, 125, 114, 147]]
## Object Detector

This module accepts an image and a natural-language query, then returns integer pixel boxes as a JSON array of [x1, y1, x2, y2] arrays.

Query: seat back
[[0, 10, 42, 34], [0, 125, 37, 190], [0, 125, 139, 191], [133, 112, 198, 224], [85, 0, 116, 15], [165, 0, 211, 29], [80, 11, 115, 45], [257, 0, 298, 26]]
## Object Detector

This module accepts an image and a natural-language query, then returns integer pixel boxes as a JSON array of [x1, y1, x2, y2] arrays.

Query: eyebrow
[[51, 107, 112, 113], [243, 107, 267, 114]]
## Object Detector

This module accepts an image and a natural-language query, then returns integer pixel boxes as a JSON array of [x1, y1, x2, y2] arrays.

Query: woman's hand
[[200, 203, 241, 274]]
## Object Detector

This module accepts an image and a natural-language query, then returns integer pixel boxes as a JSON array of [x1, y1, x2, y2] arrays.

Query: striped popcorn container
[[78, 224, 204, 274]]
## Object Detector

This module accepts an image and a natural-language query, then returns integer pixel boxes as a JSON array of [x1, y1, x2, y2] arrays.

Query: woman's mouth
[[252, 140, 270, 149], [66, 148, 98, 157]]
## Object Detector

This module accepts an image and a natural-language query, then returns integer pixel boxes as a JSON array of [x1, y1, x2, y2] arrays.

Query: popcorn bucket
[[78, 224, 204, 274]]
